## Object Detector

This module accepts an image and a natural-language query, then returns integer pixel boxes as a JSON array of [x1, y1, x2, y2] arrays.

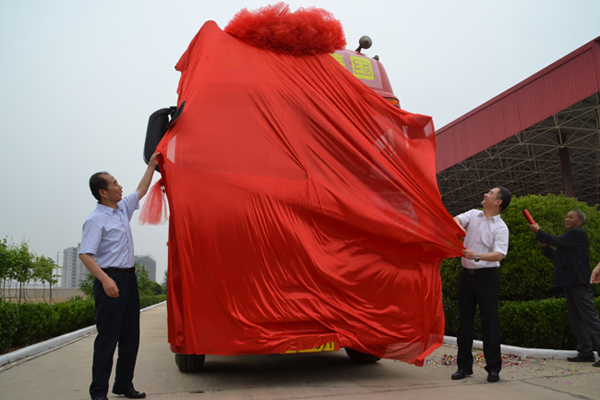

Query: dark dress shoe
[[567, 354, 595, 362], [451, 369, 472, 380], [487, 371, 500, 382], [92, 397, 108, 400], [593, 360, 600, 367], [112, 388, 146, 398]]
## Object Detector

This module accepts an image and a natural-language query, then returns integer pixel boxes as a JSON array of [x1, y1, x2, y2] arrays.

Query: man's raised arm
[[136, 152, 160, 200]]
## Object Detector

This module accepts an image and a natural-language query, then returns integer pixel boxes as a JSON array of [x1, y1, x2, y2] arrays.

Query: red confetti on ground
[[425, 353, 547, 368]]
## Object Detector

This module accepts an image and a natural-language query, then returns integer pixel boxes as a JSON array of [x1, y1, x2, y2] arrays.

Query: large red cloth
[[152, 20, 464, 366]]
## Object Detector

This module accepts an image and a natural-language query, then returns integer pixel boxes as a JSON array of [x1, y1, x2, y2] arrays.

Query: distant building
[[62, 244, 88, 289], [135, 255, 157, 282]]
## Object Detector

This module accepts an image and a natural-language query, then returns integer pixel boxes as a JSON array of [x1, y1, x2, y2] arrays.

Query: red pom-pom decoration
[[224, 2, 347, 55]]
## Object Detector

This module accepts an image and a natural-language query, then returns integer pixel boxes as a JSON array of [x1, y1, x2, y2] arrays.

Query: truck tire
[[175, 353, 205, 372], [344, 348, 381, 363]]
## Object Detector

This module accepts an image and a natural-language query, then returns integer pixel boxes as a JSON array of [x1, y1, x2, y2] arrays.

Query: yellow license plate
[[285, 342, 337, 354]]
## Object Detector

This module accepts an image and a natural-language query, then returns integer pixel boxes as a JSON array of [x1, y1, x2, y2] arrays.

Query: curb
[[0, 301, 166, 368], [442, 336, 586, 360]]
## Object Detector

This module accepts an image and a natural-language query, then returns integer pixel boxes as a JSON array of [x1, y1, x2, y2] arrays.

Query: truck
[[142, 20, 461, 373]]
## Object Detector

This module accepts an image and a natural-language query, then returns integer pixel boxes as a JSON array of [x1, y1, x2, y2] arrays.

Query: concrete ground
[[0, 302, 599, 400]]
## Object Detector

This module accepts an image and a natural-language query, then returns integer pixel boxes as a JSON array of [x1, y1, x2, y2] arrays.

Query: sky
[[1, 0, 599, 283]]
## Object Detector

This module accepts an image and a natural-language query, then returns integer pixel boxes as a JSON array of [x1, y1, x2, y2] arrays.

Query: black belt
[[102, 267, 136, 273], [462, 267, 497, 275]]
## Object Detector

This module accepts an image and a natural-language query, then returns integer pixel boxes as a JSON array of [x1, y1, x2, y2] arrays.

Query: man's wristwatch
[[474, 253, 480, 262]]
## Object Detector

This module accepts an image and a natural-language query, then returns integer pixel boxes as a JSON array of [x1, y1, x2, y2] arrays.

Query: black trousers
[[564, 284, 600, 357], [90, 269, 140, 399], [457, 267, 501, 373]]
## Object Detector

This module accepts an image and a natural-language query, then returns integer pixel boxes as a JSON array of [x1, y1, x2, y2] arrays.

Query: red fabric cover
[[151, 20, 464, 366], [138, 179, 167, 225], [224, 2, 346, 55]]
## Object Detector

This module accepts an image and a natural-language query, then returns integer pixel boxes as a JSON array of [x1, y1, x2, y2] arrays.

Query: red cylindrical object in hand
[[523, 209, 535, 224]]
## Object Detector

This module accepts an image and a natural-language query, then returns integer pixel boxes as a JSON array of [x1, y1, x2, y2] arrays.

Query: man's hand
[[591, 263, 600, 285], [101, 277, 119, 298], [462, 250, 504, 262], [79, 253, 120, 298], [148, 152, 160, 169], [529, 223, 540, 234], [463, 249, 476, 260]]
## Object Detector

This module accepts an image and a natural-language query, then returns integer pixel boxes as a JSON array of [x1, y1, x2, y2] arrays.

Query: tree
[[136, 263, 161, 296], [148, 280, 163, 295], [0, 237, 10, 301], [79, 271, 95, 298], [10, 241, 35, 303], [161, 268, 168, 295], [35, 255, 60, 303], [440, 194, 600, 301]]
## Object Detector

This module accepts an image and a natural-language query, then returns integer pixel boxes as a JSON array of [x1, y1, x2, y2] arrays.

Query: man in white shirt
[[450, 187, 511, 383], [79, 153, 159, 400]]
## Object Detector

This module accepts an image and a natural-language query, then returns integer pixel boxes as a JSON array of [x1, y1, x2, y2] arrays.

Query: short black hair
[[496, 186, 512, 212], [89, 172, 109, 202]]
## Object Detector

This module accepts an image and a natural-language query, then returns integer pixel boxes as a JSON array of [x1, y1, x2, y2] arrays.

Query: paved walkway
[[0, 302, 599, 399]]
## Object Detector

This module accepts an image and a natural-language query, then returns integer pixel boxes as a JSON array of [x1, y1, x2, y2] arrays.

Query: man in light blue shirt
[[79, 153, 159, 400]]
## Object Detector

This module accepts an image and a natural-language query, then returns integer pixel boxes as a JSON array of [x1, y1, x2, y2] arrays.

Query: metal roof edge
[[436, 36, 600, 137]]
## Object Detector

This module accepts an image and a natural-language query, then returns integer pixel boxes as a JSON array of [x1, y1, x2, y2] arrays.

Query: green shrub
[[52, 299, 96, 336], [0, 300, 95, 350], [497, 298, 575, 349], [14, 303, 56, 347], [442, 298, 462, 338], [0, 303, 19, 351], [441, 194, 600, 301], [139, 295, 166, 309], [443, 296, 600, 350], [0, 296, 164, 354]]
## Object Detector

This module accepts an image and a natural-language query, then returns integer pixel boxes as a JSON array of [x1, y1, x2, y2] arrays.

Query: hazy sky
[[1, 0, 599, 283]]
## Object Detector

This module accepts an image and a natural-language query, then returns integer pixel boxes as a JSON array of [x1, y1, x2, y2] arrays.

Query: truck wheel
[[345, 348, 381, 363], [175, 353, 205, 372]]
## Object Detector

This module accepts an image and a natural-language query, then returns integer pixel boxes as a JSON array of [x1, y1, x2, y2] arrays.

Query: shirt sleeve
[[493, 225, 509, 256], [120, 191, 140, 221], [536, 228, 585, 248], [455, 209, 474, 228], [79, 218, 102, 255], [541, 243, 556, 261]]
